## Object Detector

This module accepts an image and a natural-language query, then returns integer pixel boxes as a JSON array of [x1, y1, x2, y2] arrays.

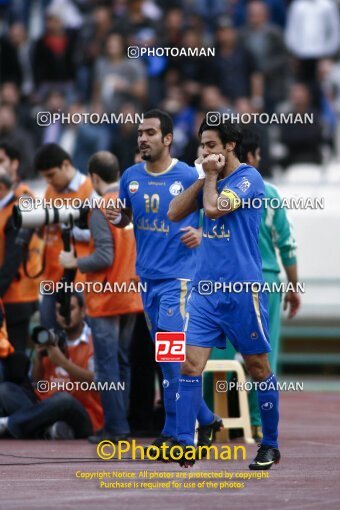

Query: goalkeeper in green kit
[[237, 128, 301, 440]]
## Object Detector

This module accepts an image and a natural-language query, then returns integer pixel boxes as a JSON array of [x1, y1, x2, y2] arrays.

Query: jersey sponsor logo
[[261, 402, 273, 411], [169, 181, 184, 196], [155, 332, 186, 362], [237, 178, 251, 192], [129, 181, 139, 193]]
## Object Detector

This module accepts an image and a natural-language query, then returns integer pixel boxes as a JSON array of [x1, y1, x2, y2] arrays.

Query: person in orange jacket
[[60, 151, 142, 443], [0, 142, 43, 351], [34, 143, 93, 329], [0, 166, 42, 351], [0, 292, 103, 439]]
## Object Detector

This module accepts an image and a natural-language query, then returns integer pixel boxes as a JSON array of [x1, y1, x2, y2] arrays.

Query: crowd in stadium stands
[[0, 0, 339, 440], [0, 0, 339, 178]]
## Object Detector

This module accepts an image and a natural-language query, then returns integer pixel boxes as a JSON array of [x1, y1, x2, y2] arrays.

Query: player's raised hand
[[283, 291, 301, 319], [180, 226, 202, 248], [202, 154, 225, 175]]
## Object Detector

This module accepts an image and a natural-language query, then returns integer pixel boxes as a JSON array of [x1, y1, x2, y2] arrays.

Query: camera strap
[[22, 234, 46, 279]]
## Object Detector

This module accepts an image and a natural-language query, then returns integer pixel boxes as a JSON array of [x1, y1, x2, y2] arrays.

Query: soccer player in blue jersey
[[168, 118, 280, 469], [106, 110, 222, 456]]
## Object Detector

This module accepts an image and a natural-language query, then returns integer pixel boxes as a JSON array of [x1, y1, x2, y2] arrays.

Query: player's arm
[[46, 345, 94, 383], [271, 188, 300, 318], [105, 171, 132, 227], [105, 206, 132, 228], [283, 263, 300, 319], [203, 154, 240, 219], [167, 179, 204, 222]]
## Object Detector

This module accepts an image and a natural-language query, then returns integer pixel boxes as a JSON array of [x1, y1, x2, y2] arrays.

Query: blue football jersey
[[119, 158, 200, 280], [194, 164, 265, 283]]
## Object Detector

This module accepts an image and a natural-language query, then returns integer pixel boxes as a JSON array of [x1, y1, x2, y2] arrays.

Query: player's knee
[[180, 359, 202, 377], [247, 361, 270, 382]]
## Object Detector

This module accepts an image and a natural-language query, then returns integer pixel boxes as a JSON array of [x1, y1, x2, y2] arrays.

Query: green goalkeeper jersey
[[260, 182, 297, 273]]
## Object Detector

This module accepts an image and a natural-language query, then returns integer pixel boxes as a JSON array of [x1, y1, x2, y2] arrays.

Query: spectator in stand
[[183, 0, 227, 29], [285, 0, 340, 84], [240, 1, 288, 112], [32, 10, 78, 98], [0, 105, 35, 178], [38, 90, 67, 147], [171, 27, 214, 86], [7, 23, 34, 98], [119, 0, 160, 35], [0, 83, 35, 146], [0, 30, 22, 87], [46, 0, 84, 31], [161, 8, 184, 47], [181, 111, 206, 165], [232, 0, 287, 29], [111, 101, 141, 171], [160, 85, 196, 158], [76, 4, 114, 102], [279, 83, 323, 168], [130, 28, 167, 108], [0, 140, 40, 201], [93, 32, 147, 113], [200, 85, 231, 114], [0, 293, 103, 439], [59, 101, 111, 174], [211, 18, 263, 103], [316, 59, 338, 151]]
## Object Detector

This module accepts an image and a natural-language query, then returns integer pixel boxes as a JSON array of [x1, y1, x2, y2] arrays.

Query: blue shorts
[[184, 287, 271, 355], [141, 278, 190, 341]]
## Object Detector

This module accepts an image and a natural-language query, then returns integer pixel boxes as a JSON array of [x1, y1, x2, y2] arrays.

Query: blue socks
[[159, 361, 180, 438], [159, 358, 214, 438], [161, 375, 179, 437], [257, 373, 279, 448], [197, 398, 215, 426], [176, 375, 203, 445]]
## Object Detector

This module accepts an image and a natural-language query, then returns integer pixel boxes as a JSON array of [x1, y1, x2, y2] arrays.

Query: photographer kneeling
[[0, 293, 103, 439]]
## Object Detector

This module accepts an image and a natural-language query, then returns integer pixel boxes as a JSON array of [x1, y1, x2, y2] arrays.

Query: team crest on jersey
[[237, 178, 251, 192], [169, 181, 184, 196], [129, 181, 139, 193]]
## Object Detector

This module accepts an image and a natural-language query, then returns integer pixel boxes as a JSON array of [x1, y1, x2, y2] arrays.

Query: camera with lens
[[13, 204, 89, 230], [32, 326, 67, 356]]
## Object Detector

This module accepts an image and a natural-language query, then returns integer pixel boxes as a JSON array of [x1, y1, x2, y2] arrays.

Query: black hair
[[34, 143, 72, 172], [143, 109, 173, 138], [56, 291, 84, 308], [88, 151, 120, 183], [240, 127, 260, 162], [198, 117, 243, 159], [0, 141, 21, 162]]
